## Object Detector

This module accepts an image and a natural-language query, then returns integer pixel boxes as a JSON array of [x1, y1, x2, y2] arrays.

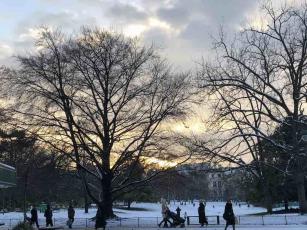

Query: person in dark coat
[[67, 204, 75, 229], [176, 207, 181, 217], [198, 201, 208, 227], [30, 205, 39, 229], [158, 207, 172, 227], [223, 200, 235, 230], [44, 204, 53, 227]]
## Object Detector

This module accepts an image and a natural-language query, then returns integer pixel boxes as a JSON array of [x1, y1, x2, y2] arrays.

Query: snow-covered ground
[[0, 201, 265, 220], [0, 201, 306, 229]]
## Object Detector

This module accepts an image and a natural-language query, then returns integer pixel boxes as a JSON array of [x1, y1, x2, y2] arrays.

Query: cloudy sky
[[0, 0, 301, 68]]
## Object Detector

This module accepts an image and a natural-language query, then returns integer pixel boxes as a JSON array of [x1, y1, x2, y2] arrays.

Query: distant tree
[[0, 128, 84, 211]]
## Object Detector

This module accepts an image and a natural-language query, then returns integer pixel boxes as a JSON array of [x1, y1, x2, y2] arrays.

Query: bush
[[12, 222, 34, 230]]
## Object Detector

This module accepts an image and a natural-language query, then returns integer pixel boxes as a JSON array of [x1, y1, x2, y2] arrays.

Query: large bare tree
[[1, 28, 191, 224], [198, 3, 307, 212]]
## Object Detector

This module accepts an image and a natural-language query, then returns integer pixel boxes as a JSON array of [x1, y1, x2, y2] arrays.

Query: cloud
[[155, 0, 258, 30], [157, 4, 191, 27], [0, 0, 270, 69], [180, 20, 212, 44], [0, 42, 12, 60], [10, 10, 98, 57], [15, 11, 97, 35], [106, 3, 148, 23], [142, 27, 170, 47]]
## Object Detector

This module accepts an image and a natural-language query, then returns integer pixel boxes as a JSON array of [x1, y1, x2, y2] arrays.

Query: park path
[[69, 226, 307, 230]]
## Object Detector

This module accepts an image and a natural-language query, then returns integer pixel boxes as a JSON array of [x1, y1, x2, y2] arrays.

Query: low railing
[[0, 215, 306, 229], [187, 215, 307, 226]]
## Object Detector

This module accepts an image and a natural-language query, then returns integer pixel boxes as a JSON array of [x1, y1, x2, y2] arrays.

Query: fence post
[[119, 217, 122, 227], [157, 217, 159, 225], [285, 215, 288, 225], [261, 215, 264, 225], [86, 218, 88, 228], [217, 216, 220, 225], [239, 216, 240, 225], [137, 217, 140, 227], [187, 217, 190, 225], [9, 219, 11, 228]]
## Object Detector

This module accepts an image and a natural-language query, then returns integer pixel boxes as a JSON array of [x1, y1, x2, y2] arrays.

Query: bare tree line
[[0, 1, 307, 226]]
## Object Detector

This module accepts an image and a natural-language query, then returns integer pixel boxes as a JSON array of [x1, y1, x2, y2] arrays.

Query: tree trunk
[[295, 173, 307, 213], [23, 168, 29, 221], [101, 176, 114, 218], [95, 179, 114, 229], [84, 187, 89, 213], [95, 203, 106, 230], [127, 200, 131, 210], [264, 187, 273, 214], [85, 202, 89, 214], [261, 177, 273, 214]]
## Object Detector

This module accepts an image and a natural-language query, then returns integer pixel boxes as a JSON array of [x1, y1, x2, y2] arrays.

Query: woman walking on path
[[198, 200, 208, 227], [67, 204, 75, 229], [158, 199, 172, 228], [44, 204, 53, 227], [223, 200, 235, 230]]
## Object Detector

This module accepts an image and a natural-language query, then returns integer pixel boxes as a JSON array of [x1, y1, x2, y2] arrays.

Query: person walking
[[223, 200, 235, 230], [158, 199, 172, 228], [30, 205, 39, 229], [176, 207, 181, 217], [44, 204, 53, 227], [67, 204, 75, 229], [198, 200, 208, 227]]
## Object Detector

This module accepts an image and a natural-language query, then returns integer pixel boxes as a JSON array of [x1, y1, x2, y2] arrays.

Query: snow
[[113, 201, 266, 217], [0, 201, 305, 229], [0, 201, 265, 219]]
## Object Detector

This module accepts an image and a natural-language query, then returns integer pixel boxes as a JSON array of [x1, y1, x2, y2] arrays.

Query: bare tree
[[1, 28, 191, 224], [189, 84, 281, 213], [198, 3, 307, 212]]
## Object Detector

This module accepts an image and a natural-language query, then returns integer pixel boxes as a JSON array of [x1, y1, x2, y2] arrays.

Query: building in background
[[207, 168, 246, 201], [0, 163, 16, 188]]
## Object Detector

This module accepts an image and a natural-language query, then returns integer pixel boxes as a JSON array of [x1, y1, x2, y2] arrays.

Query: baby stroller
[[167, 210, 185, 228]]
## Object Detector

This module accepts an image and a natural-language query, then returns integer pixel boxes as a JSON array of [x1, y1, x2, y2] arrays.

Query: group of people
[[199, 200, 236, 230], [29, 204, 75, 229], [159, 198, 236, 230], [198, 200, 236, 229], [29, 200, 236, 229]]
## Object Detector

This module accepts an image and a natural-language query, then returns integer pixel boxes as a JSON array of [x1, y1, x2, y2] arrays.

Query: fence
[[187, 215, 307, 226], [0, 215, 306, 229]]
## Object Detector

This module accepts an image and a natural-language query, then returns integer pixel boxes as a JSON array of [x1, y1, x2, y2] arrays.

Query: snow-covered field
[[0, 201, 306, 229]]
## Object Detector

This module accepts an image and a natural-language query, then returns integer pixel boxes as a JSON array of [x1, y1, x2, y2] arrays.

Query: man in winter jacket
[[223, 200, 235, 230], [68, 204, 75, 229], [44, 204, 53, 227], [30, 205, 39, 228]]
